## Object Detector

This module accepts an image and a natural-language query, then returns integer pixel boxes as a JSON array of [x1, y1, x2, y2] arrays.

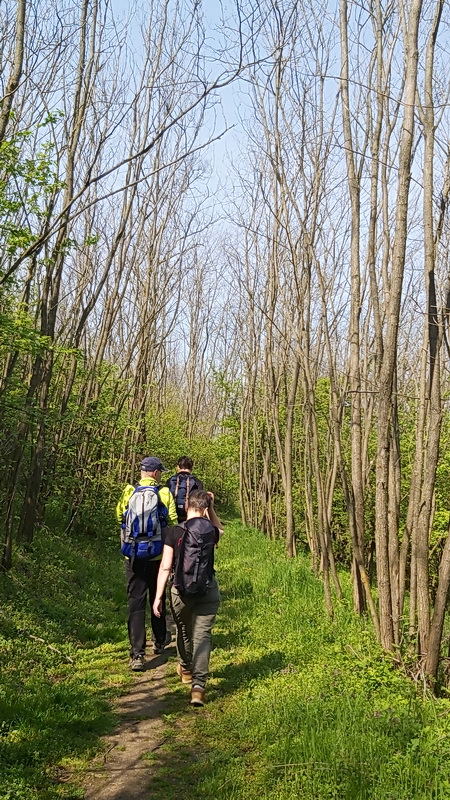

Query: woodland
[[2, 0, 450, 694]]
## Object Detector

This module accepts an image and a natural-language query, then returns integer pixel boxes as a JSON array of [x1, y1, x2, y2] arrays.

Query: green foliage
[[146, 523, 450, 800], [433, 410, 450, 539], [211, 368, 242, 422], [143, 405, 239, 508], [2, 521, 450, 799], [0, 528, 132, 800], [0, 303, 51, 359], [0, 123, 64, 261]]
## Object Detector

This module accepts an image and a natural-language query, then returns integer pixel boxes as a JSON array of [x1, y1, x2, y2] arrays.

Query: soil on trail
[[84, 643, 176, 800]]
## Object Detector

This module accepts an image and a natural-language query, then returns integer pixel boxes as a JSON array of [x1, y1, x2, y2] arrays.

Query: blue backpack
[[167, 473, 199, 520], [120, 485, 168, 559]]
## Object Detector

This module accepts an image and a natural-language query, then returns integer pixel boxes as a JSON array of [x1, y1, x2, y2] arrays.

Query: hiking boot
[[129, 654, 145, 672], [190, 686, 205, 707], [176, 663, 193, 684], [152, 630, 172, 654]]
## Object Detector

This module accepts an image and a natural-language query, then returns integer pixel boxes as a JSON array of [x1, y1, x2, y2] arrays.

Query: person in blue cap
[[116, 456, 178, 671]]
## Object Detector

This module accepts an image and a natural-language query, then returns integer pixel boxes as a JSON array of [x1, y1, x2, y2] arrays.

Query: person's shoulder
[[164, 523, 185, 547], [201, 519, 221, 538], [158, 485, 174, 501]]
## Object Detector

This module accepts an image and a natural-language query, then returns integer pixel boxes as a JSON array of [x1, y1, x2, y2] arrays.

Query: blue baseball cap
[[141, 456, 167, 472]]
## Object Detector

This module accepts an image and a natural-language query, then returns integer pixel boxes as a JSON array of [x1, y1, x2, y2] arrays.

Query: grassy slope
[[0, 531, 133, 800], [1, 522, 450, 799], [154, 522, 450, 800]]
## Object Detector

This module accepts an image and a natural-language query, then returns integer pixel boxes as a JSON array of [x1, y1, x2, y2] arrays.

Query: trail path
[[84, 642, 175, 800]]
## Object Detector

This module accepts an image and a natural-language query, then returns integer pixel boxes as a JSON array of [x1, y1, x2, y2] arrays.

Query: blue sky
[[108, 0, 245, 189]]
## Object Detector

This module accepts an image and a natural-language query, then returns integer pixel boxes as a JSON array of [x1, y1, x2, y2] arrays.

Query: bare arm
[[153, 544, 174, 617], [206, 492, 224, 536]]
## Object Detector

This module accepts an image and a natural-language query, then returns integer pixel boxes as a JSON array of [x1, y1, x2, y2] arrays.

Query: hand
[[153, 598, 162, 617], [207, 491, 214, 505]]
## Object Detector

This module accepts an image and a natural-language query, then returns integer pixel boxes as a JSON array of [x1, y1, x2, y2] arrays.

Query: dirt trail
[[84, 644, 175, 800]]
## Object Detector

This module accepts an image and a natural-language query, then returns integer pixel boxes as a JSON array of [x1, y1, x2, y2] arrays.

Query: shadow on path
[[83, 645, 175, 800]]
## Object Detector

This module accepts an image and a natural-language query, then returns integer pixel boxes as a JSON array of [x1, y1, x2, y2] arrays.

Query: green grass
[[0, 529, 133, 800], [146, 522, 450, 800], [2, 522, 450, 799]]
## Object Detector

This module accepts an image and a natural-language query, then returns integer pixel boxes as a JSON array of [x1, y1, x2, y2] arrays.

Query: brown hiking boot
[[190, 686, 205, 707], [176, 663, 192, 684]]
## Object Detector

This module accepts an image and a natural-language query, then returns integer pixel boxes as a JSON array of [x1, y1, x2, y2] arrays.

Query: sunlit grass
[[2, 522, 450, 799], [0, 531, 132, 800], [149, 521, 450, 800]]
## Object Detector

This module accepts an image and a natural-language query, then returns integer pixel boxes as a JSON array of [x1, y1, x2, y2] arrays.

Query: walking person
[[117, 456, 178, 671], [167, 456, 203, 523], [153, 489, 223, 706]]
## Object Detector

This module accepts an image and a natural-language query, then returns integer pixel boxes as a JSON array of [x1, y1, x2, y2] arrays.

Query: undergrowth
[[2, 522, 450, 799], [149, 522, 450, 800], [0, 529, 131, 800]]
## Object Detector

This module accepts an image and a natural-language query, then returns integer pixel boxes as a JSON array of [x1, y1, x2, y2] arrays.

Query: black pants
[[125, 557, 167, 658]]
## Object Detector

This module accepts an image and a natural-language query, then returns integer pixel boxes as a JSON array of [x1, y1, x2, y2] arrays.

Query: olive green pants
[[170, 578, 221, 689]]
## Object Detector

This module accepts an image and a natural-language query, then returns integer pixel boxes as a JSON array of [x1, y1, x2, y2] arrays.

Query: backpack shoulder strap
[[174, 521, 187, 533], [186, 475, 191, 507], [156, 485, 166, 503], [123, 482, 141, 511]]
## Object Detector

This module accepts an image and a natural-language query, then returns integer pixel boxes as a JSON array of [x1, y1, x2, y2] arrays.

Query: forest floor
[[83, 646, 172, 800], [3, 522, 450, 799]]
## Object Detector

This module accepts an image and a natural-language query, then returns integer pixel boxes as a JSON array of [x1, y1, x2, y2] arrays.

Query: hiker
[[153, 489, 223, 707], [116, 456, 178, 671], [167, 456, 204, 523]]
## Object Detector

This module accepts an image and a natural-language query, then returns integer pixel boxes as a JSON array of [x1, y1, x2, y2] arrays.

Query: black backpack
[[172, 517, 217, 596], [168, 473, 199, 519]]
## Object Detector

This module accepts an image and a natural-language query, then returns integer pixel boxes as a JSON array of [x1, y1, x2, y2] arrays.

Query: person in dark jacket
[[153, 490, 223, 706], [167, 456, 203, 522]]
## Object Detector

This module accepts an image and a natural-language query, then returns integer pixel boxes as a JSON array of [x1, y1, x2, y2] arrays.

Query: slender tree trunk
[[285, 360, 300, 557], [0, 0, 26, 143], [374, 0, 423, 651], [426, 518, 450, 679], [339, 0, 366, 614]]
